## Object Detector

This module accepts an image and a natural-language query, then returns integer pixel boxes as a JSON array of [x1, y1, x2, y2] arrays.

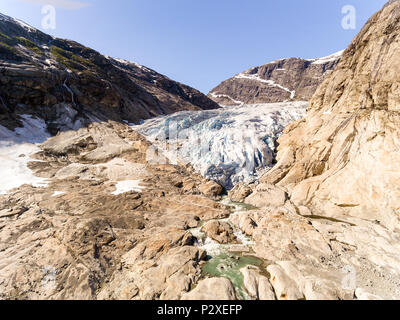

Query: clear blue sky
[[0, 0, 388, 93]]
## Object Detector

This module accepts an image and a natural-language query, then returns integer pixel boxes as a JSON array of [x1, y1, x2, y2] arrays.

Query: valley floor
[[0, 113, 399, 300]]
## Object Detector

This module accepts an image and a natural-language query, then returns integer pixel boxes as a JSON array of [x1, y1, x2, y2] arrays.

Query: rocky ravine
[[209, 51, 342, 106]]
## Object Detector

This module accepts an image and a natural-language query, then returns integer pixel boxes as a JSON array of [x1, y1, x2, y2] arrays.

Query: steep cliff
[[261, 1, 400, 229]]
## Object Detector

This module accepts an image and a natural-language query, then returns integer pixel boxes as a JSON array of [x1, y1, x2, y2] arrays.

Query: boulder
[[198, 181, 223, 197], [244, 183, 287, 208], [228, 183, 253, 202], [201, 220, 237, 244], [267, 264, 304, 300], [181, 277, 237, 300]]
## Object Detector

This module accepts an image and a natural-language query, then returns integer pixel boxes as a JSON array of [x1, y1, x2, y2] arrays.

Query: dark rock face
[[0, 13, 219, 132], [208, 52, 343, 106]]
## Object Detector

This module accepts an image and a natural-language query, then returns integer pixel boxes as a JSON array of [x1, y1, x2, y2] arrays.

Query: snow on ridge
[[308, 50, 344, 65], [0, 115, 51, 195], [107, 56, 154, 73], [15, 19, 37, 32], [0, 12, 37, 32], [209, 92, 244, 106], [132, 101, 308, 189], [234, 73, 296, 100]]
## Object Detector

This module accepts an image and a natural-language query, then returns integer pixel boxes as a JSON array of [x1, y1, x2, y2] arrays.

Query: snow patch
[[309, 50, 344, 65], [209, 92, 244, 106], [0, 115, 50, 195], [106, 56, 154, 73], [112, 180, 145, 195], [52, 191, 66, 197], [234, 73, 296, 100]]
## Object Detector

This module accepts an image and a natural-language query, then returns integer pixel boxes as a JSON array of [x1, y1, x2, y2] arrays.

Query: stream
[[190, 198, 267, 300]]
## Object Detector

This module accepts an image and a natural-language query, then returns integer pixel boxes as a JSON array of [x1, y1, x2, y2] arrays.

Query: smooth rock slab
[[267, 264, 305, 300], [240, 266, 276, 300], [245, 183, 288, 208], [181, 277, 237, 300]]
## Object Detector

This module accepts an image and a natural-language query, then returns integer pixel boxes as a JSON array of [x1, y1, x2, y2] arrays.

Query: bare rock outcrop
[[261, 0, 400, 229], [244, 183, 288, 209]]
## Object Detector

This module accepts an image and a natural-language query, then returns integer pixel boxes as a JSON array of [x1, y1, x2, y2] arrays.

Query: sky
[[0, 0, 388, 93]]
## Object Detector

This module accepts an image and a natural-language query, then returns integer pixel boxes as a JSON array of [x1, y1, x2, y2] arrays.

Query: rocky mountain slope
[[0, 12, 219, 134], [260, 0, 400, 229], [209, 51, 342, 106], [226, 0, 400, 300]]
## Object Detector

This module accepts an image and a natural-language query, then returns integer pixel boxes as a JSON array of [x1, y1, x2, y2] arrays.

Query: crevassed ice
[[133, 101, 308, 189]]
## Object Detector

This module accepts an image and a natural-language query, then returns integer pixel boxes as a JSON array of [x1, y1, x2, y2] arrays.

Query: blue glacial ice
[[132, 101, 308, 189]]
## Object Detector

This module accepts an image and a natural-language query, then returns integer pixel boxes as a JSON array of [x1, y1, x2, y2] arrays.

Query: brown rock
[[261, 0, 400, 229], [201, 220, 237, 244], [198, 181, 223, 197], [228, 183, 253, 202], [244, 183, 288, 208], [181, 277, 237, 300]]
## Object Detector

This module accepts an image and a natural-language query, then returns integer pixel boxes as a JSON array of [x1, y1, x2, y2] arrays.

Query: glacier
[[132, 101, 308, 189]]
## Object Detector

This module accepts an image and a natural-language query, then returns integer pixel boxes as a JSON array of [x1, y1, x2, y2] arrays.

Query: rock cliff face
[[0, 13, 219, 133], [261, 0, 400, 229], [224, 1, 400, 300], [208, 51, 342, 106]]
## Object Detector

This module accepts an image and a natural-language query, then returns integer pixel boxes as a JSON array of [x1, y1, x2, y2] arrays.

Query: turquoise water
[[202, 252, 265, 300], [198, 197, 265, 300]]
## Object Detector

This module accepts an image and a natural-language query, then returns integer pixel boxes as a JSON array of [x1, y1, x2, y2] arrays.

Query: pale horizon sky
[[0, 0, 388, 93]]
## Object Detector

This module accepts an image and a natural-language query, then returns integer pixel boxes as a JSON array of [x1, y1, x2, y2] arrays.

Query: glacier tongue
[[132, 101, 308, 189]]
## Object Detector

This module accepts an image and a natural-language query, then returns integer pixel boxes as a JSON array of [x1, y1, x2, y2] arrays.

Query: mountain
[[0, 13, 219, 134], [209, 51, 343, 106], [2, 2, 400, 300]]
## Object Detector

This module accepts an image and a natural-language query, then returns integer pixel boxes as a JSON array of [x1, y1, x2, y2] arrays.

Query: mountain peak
[[208, 51, 343, 106]]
